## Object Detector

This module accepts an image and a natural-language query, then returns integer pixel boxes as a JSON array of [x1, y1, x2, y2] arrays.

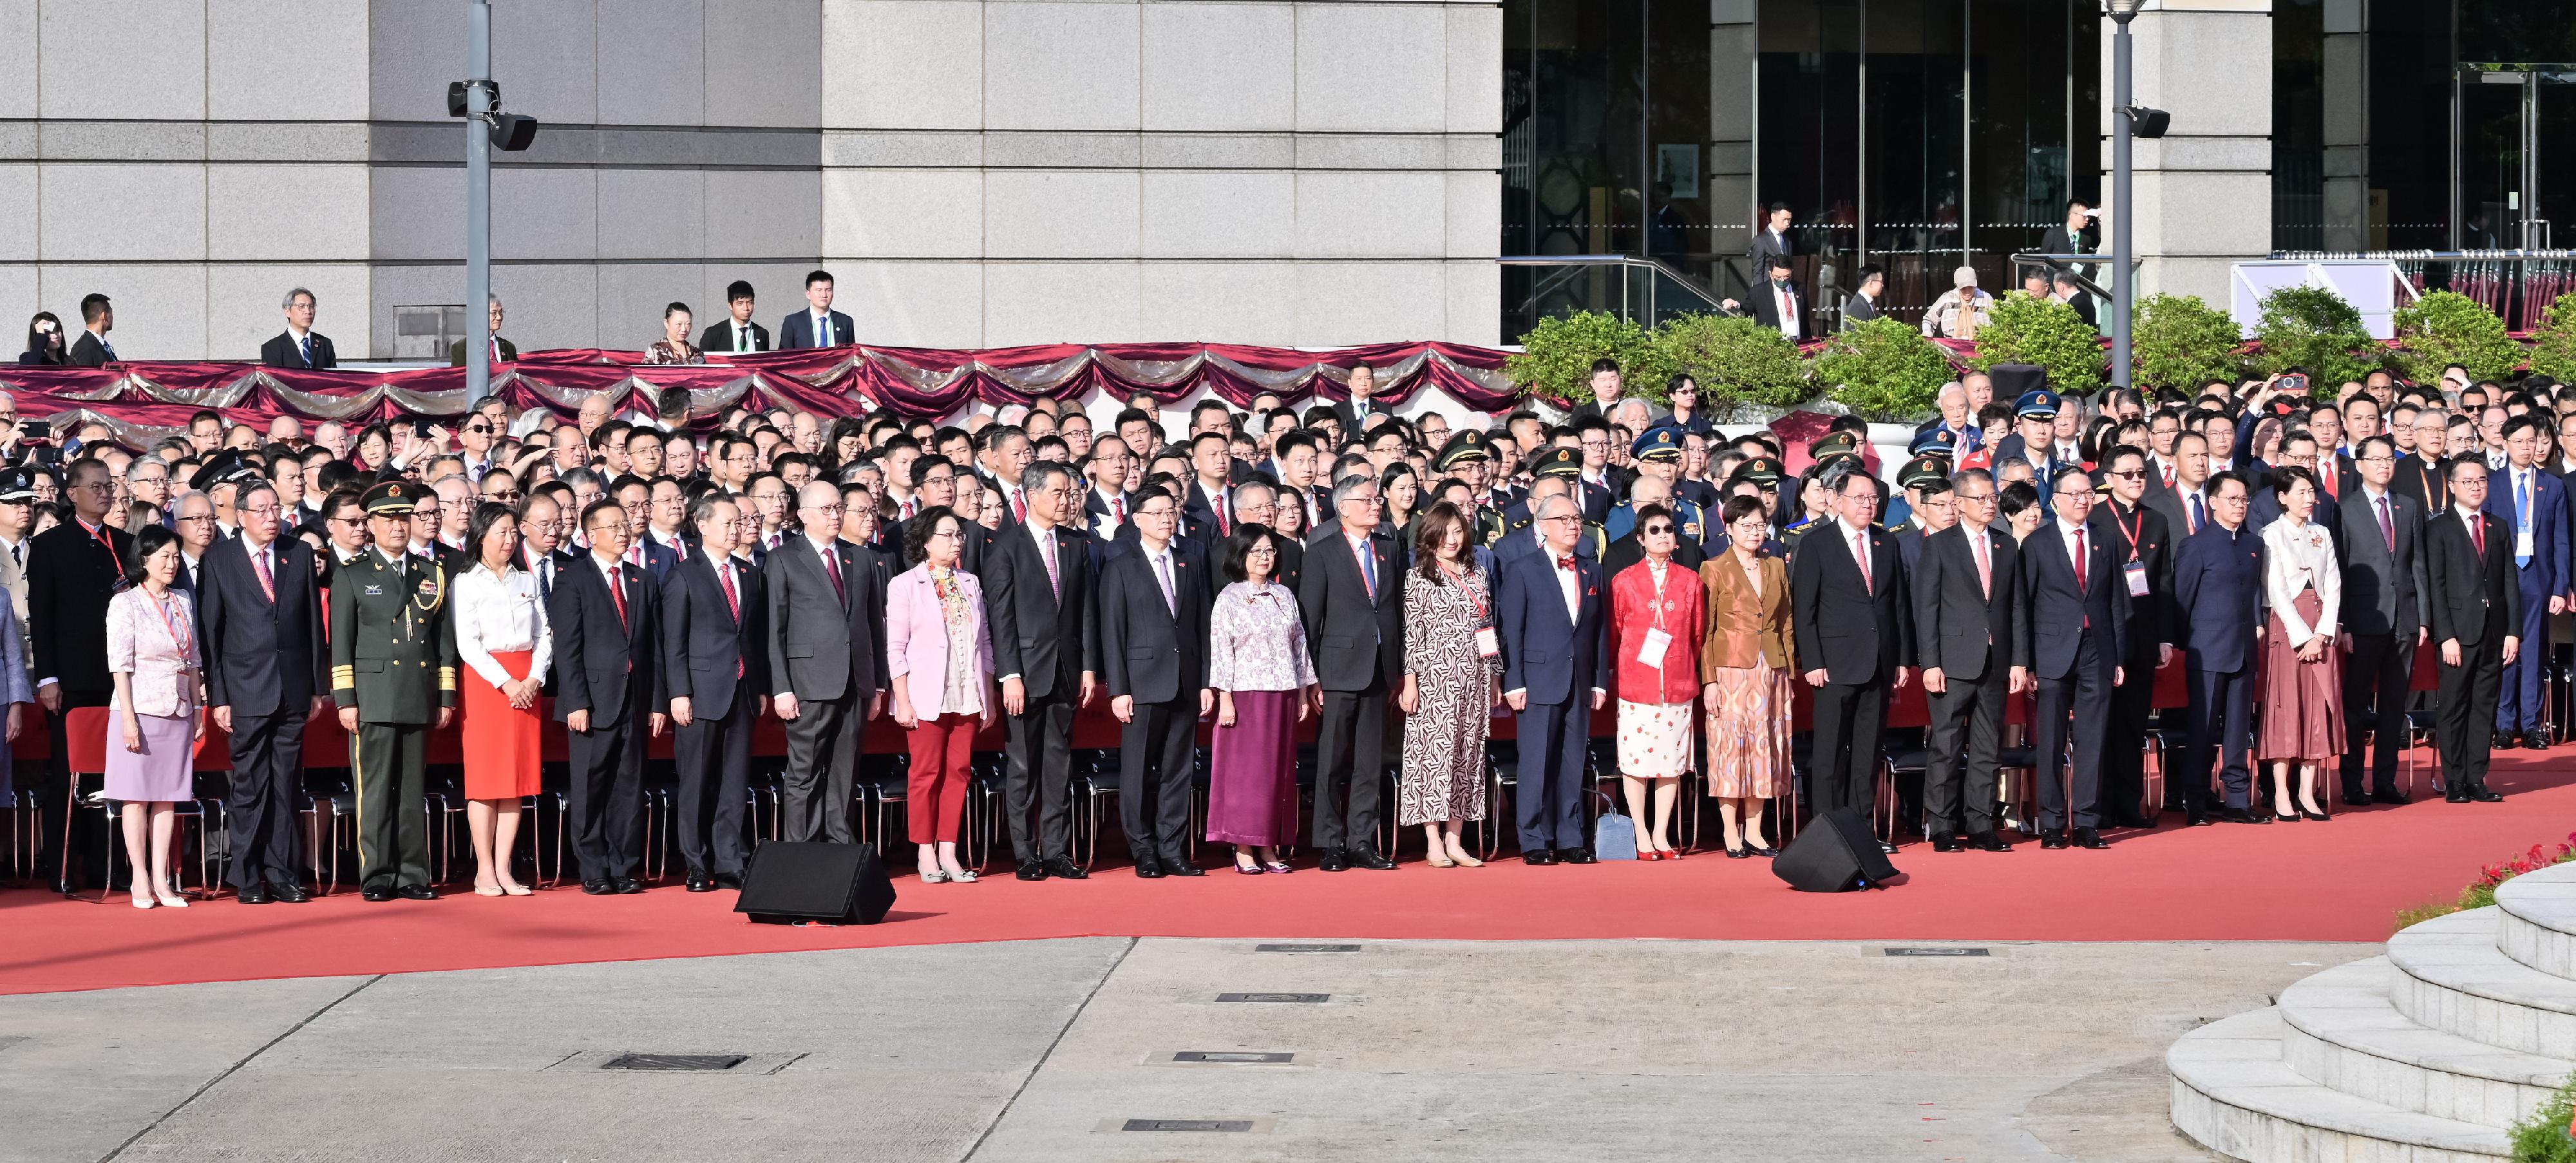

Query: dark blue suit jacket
[[1097, 538, 1209, 704], [2170, 522, 2266, 674], [627, 536, 681, 585], [776, 309, 856, 350], [2482, 462, 2570, 598], [659, 552, 768, 714], [548, 554, 664, 724], [1495, 548, 1607, 706], [2013, 520, 2131, 679]]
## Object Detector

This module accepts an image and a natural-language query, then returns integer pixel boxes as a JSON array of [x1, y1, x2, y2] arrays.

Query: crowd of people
[[0, 280, 2557, 911]]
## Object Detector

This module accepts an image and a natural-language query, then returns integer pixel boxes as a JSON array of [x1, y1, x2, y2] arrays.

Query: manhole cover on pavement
[[600, 1054, 749, 1071], [1255, 943, 1360, 952], [1119, 1119, 1257, 1132], [1169, 1051, 1295, 1063]]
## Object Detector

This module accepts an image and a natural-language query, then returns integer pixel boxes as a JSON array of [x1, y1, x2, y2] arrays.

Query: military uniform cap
[[1909, 427, 1959, 458], [1727, 456, 1785, 486], [1630, 427, 1682, 462], [1435, 430, 1492, 470], [1812, 449, 1862, 473], [1806, 431, 1861, 460], [0, 468, 38, 504], [361, 479, 421, 516], [2015, 389, 2062, 419], [1897, 455, 1951, 488], [1533, 447, 1584, 478], [187, 450, 249, 493]]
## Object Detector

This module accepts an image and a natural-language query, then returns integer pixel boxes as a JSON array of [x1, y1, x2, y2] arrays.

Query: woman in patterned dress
[[1206, 525, 1318, 873], [642, 302, 703, 365], [1698, 496, 1794, 858], [1609, 504, 1704, 859], [1397, 502, 1500, 867]]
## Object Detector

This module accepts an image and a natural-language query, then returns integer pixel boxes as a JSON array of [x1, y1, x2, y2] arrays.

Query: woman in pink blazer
[[885, 507, 996, 884]]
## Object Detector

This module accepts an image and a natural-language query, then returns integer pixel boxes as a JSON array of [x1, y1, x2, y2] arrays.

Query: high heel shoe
[[2301, 808, 2330, 822], [1725, 844, 1750, 859], [500, 882, 533, 896], [131, 894, 155, 910], [1235, 859, 1264, 875], [1655, 845, 1683, 861], [1445, 842, 1483, 868], [2275, 806, 2303, 822]]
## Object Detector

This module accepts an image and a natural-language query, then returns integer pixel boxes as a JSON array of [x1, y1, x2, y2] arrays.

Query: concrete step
[[2389, 909, 2576, 1057], [2495, 861, 2576, 981], [2168, 1008, 2511, 1162], [2277, 958, 2573, 1130]]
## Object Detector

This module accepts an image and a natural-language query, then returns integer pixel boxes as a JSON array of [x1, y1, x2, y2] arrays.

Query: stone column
[[2321, 0, 2371, 250], [1708, 0, 1756, 299], [2102, 0, 2273, 307]]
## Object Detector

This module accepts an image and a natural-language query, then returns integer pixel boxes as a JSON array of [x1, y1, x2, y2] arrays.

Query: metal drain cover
[[1121, 1119, 1256, 1132], [1171, 1051, 1294, 1063], [1255, 943, 1359, 952], [1882, 947, 1991, 957], [600, 1054, 750, 1071], [1215, 992, 1329, 1003]]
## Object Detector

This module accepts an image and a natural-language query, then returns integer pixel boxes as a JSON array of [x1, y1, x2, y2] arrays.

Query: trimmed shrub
[[2528, 292, 2576, 386], [1973, 291, 2105, 396], [2130, 292, 2246, 392], [1815, 316, 1957, 421], [2392, 290, 2521, 385], [1504, 312, 1673, 406], [1652, 312, 1811, 411], [2253, 284, 2385, 391]]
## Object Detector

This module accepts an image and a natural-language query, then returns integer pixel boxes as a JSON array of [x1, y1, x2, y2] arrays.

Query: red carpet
[[6, 746, 2572, 997]]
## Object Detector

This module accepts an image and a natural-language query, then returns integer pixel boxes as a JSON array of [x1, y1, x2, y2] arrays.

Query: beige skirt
[[1616, 699, 1693, 780]]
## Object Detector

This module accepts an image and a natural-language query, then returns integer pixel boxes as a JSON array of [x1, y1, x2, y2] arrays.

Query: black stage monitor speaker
[[1988, 363, 2048, 401], [1772, 808, 1899, 892], [735, 841, 896, 924]]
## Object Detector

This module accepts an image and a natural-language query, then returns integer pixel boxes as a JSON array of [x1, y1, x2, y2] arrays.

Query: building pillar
[[1709, 0, 1756, 299], [2103, 1, 2273, 307], [2321, 0, 2372, 250]]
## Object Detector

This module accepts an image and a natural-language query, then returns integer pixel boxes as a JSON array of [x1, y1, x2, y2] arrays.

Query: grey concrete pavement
[[0, 938, 2368, 1162]]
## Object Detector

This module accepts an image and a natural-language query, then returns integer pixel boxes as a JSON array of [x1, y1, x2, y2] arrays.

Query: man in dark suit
[[1911, 469, 2024, 851], [766, 481, 888, 844], [549, 498, 665, 894], [2390, 408, 2453, 513], [1745, 254, 1806, 341], [2250, 430, 2345, 535], [661, 494, 766, 892], [2087, 446, 2175, 828], [2338, 435, 2430, 806], [29, 456, 134, 890], [2427, 459, 2515, 802], [1319, 363, 1389, 435], [1496, 492, 1607, 864], [2143, 430, 2215, 541], [1298, 474, 1405, 871], [1098, 487, 1210, 877], [1839, 264, 1884, 330], [1748, 201, 1794, 276], [258, 288, 337, 370], [2480, 414, 2566, 750], [2173, 471, 2268, 823], [699, 280, 771, 355], [196, 480, 327, 903], [446, 296, 516, 366], [776, 269, 855, 350], [66, 294, 115, 366], [1789, 461, 1913, 841], [984, 462, 1098, 881], [1223, 481, 1303, 592], [2014, 468, 2131, 849]]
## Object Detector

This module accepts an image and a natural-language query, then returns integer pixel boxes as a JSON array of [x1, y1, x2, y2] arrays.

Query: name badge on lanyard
[[1475, 627, 1501, 659], [2125, 559, 2150, 596], [1636, 627, 1673, 668]]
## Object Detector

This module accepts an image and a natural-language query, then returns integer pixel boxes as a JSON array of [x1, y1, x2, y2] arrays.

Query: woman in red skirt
[[453, 500, 551, 895], [2257, 464, 2343, 821]]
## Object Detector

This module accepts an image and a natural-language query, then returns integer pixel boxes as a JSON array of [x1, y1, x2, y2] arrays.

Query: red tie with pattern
[[717, 562, 744, 678]]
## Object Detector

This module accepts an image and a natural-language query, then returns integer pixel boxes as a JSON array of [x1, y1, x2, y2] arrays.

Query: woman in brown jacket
[[1698, 496, 1795, 858]]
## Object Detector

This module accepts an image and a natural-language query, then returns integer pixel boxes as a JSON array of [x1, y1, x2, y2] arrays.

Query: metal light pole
[[464, 0, 493, 406], [2107, 0, 2141, 391]]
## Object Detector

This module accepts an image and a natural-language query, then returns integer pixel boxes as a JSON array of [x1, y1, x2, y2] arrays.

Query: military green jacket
[[328, 547, 459, 724]]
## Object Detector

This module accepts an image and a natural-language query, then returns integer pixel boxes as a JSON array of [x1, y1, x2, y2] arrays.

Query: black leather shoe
[[2072, 827, 2109, 850], [2217, 807, 2269, 824], [2444, 789, 2472, 804], [2526, 732, 2552, 750], [613, 878, 643, 894], [582, 880, 615, 895], [1967, 830, 2011, 851], [1930, 833, 1962, 853], [2468, 784, 2505, 802], [270, 881, 310, 903], [1014, 860, 1048, 882], [362, 887, 394, 902], [2185, 807, 2212, 827], [686, 871, 714, 893], [1133, 855, 1166, 878], [2040, 829, 2069, 849], [2493, 730, 2517, 752], [2371, 789, 2410, 806], [1522, 849, 1558, 865], [1043, 857, 1088, 880], [2342, 793, 2372, 808], [236, 884, 272, 905], [395, 885, 438, 901], [713, 873, 743, 891], [1317, 848, 1350, 872], [1557, 847, 1598, 864], [1349, 847, 1397, 870], [1163, 858, 1206, 877], [1876, 840, 1899, 855]]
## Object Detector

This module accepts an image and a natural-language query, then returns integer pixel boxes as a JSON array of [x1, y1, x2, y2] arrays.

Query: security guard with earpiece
[[331, 480, 459, 902]]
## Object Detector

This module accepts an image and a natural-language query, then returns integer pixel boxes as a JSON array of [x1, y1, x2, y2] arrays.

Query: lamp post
[[2106, 0, 2143, 391], [450, 1, 538, 406]]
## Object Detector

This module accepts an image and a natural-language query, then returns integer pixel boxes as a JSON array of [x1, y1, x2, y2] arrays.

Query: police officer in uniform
[[1434, 431, 1510, 546], [1889, 453, 1955, 574], [330, 480, 459, 902]]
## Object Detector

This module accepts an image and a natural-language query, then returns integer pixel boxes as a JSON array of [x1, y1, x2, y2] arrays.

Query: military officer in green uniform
[[1606, 428, 1708, 546], [331, 480, 459, 902], [1520, 447, 1607, 559], [1434, 430, 1509, 546]]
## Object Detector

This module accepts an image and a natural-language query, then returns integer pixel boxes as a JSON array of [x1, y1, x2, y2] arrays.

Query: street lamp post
[[2107, 0, 2141, 392], [449, 1, 538, 406]]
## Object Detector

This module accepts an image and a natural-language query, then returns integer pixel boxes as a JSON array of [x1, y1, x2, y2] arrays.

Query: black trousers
[[2340, 630, 2416, 797], [781, 691, 859, 844], [1923, 667, 2005, 834], [1808, 676, 1886, 816], [672, 685, 755, 877], [2101, 638, 2157, 818], [2034, 636, 2115, 830], [2436, 634, 2505, 793], [1312, 674, 1388, 852], [2184, 665, 2257, 809], [1513, 697, 1590, 851], [39, 688, 112, 891], [353, 720, 430, 892], [1118, 697, 1197, 864], [1003, 686, 1076, 862], [223, 705, 308, 889], [566, 705, 646, 882]]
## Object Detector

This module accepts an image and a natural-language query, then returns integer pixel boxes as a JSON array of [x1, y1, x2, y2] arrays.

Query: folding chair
[[1072, 752, 1119, 869], [61, 707, 211, 902]]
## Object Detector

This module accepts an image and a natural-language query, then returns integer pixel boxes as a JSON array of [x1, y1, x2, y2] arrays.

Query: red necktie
[[2073, 527, 2088, 592], [2377, 495, 2394, 551], [1012, 489, 1027, 522], [717, 562, 744, 678], [1852, 529, 1871, 594], [820, 543, 844, 601], [252, 546, 275, 603], [2472, 514, 2485, 558], [1112, 496, 1125, 524], [607, 567, 627, 630], [2323, 464, 2340, 499]]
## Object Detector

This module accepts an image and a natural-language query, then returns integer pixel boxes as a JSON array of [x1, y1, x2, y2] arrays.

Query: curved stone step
[[2388, 909, 2576, 1057], [2495, 861, 2576, 981], [2169, 1008, 2511, 1162], [2277, 958, 2573, 1129]]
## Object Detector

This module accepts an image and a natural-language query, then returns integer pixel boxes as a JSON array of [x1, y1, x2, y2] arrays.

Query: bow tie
[[1556, 555, 1576, 572]]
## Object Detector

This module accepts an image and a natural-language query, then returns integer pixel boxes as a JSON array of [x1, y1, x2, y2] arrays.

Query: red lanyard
[[146, 589, 193, 660], [2110, 504, 2143, 563], [82, 520, 123, 577], [1443, 561, 1488, 620]]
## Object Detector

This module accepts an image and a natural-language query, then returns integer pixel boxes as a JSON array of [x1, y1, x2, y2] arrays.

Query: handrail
[[2007, 251, 2139, 304], [1497, 254, 1734, 327]]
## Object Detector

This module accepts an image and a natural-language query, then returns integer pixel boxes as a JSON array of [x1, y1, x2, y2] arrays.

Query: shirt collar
[[2056, 516, 2086, 540]]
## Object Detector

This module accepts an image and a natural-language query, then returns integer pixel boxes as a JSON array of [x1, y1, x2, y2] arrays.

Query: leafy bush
[[1651, 313, 1811, 411], [2394, 831, 2576, 932], [2528, 293, 2576, 385], [2253, 284, 2385, 390], [2392, 290, 2521, 384], [2130, 293, 2245, 392], [2509, 1072, 2575, 1163], [1504, 312, 1674, 406], [1815, 316, 1957, 421], [1973, 292, 2105, 396]]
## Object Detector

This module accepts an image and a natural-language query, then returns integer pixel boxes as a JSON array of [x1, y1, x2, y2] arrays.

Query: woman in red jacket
[[1608, 505, 1705, 859]]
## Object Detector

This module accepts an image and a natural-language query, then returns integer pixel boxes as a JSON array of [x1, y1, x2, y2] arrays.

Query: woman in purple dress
[[1206, 524, 1318, 873], [105, 525, 204, 909]]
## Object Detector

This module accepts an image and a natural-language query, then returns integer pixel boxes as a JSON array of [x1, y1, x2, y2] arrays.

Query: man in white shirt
[[781, 269, 852, 350], [173, 491, 216, 592], [646, 477, 691, 563], [2486, 414, 2566, 750]]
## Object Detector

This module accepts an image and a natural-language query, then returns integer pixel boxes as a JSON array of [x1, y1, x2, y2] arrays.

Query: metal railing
[[1499, 254, 1734, 336], [2272, 250, 2576, 330]]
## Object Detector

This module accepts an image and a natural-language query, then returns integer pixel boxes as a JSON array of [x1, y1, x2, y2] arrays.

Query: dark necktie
[[607, 567, 627, 630], [821, 544, 844, 602], [299, 334, 313, 367], [2377, 495, 2394, 551]]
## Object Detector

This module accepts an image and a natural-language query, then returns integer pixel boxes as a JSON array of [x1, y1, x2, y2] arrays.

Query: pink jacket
[[884, 563, 994, 719]]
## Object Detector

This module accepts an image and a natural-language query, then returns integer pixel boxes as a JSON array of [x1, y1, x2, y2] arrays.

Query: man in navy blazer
[[1097, 488, 1211, 877], [776, 269, 855, 350], [659, 495, 767, 892], [2172, 471, 2269, 824], [2013, 468, 2130, 848], [549, 498, 667, 894], [1788, 462, 1913, 833], [196, 480, 328, 902], [2428, 458, 2517, 802], [1497, 492, 1608, 864], [2479, 413, 2567, 748], [1298, 475, 1405, 870]]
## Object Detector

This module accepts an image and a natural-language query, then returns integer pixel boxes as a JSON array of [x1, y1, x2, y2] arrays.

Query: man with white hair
[[1921, 381, 1982, 454], [260, 287, 337, 370], [1922, 265, 1995, 339], [1496, 491, 1609, 864]]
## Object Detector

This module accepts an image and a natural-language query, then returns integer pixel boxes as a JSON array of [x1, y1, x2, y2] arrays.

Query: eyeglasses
[[486, 488, 523, 501], [1537, 514, 1580, 524], [2107, 469, 2146, 480], [177, 513, 216, 524], [1640, 525, 1674, 537]]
